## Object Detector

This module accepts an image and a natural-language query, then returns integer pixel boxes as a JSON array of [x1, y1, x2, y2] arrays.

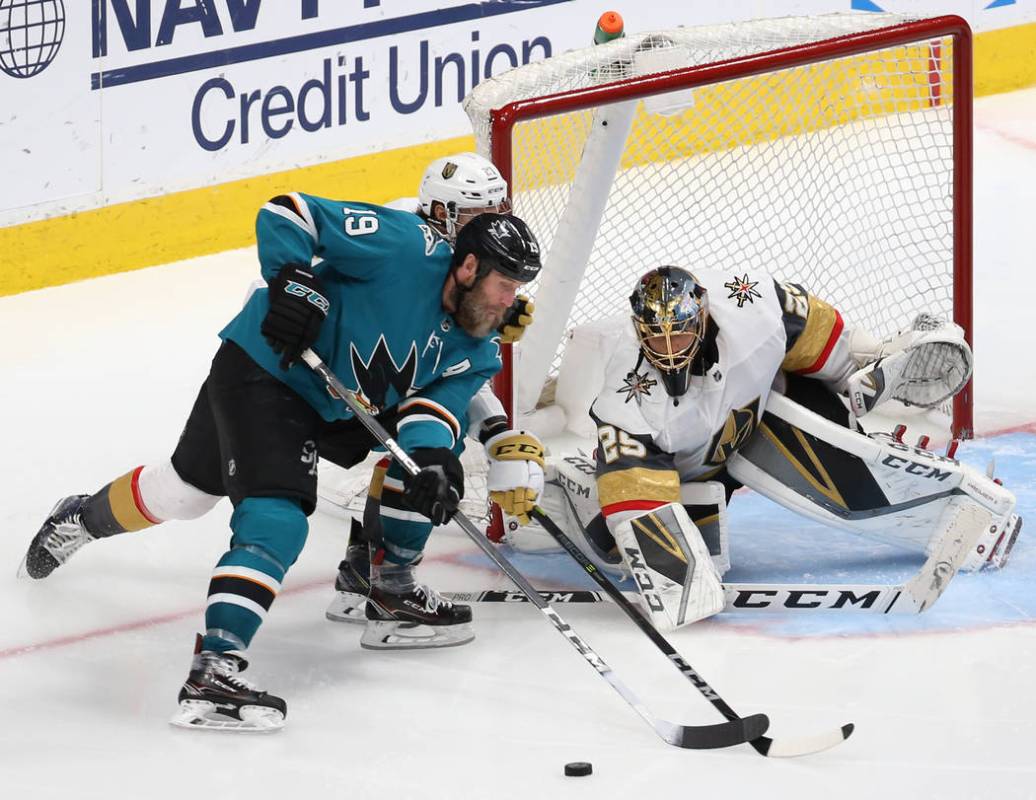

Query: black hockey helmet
[[450, 212, 542, 284], [629, 266, 709, 397]]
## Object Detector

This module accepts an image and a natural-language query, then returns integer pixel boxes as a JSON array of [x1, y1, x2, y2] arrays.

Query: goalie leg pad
[[612, 503, 724, 631], [728, 392, 1019, 572]]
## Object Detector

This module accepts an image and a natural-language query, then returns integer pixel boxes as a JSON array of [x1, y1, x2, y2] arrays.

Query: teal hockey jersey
[[220, 192, 502, 452]]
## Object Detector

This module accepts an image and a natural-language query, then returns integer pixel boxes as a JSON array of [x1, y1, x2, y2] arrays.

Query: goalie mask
[[629, 266, 709, 397], [419, 153, 511, 243]]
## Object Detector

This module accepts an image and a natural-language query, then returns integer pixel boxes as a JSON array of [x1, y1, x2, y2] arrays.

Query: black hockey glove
[[402, 448, 465, 526], [261, 264, 330, 370]]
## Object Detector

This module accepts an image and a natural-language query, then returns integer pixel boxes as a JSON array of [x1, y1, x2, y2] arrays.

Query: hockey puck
[[564, 762, 593, 777]]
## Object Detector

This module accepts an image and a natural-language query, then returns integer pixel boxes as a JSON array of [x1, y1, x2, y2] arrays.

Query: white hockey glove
[[845, 313, 973, 418], [485, 430, 546, 525], [612, 502, 724, 631]]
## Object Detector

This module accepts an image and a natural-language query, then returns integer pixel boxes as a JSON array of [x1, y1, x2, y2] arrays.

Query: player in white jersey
[[541, 265, 1012, 631]]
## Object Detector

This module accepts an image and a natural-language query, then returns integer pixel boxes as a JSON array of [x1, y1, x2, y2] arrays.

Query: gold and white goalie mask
[[629, 266, 708, 397]]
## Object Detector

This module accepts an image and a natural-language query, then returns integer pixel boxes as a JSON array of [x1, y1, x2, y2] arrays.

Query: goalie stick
[[445, 565, 970, 613], [452, 455, 996, 614], [302, 349, 767, 752], [528, 507, 855, 758]]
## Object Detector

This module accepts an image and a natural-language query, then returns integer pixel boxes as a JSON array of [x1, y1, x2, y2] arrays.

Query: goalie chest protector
[[591, 267, 788, 480]]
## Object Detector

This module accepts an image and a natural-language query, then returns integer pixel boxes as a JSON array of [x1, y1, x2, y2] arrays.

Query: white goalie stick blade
[[169, 700, 285, 733], [752, 723, 857, 758]]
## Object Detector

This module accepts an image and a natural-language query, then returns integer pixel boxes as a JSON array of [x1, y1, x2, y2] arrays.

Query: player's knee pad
[[138, 459, 222, 521], [728, 392, 1018, 570], [229, 497, 309, 572]]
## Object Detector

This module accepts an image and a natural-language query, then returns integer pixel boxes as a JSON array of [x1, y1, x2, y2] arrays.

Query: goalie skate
[[961, 513, 1023, 572], [19, 495, 94, 579], [170, 643, 286, 733]]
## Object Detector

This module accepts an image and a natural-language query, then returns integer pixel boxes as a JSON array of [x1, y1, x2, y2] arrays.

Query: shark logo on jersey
[[350, 335, 418, 412], [618, 368, 657, 405], [723, 273, 762, 308]]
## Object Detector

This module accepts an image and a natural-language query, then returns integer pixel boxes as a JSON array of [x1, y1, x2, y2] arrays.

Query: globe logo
[[0, 0, 65, 79]]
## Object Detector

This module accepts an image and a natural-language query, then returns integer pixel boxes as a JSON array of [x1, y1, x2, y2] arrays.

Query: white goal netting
[[464, 12, 968, 436]]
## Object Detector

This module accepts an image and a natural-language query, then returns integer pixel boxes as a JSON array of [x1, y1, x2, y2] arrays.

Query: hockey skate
[[361, 581, 474, 650], [325, 544, 371, 624], [18, 495, 94, 579], [171, 639, 286, 733]]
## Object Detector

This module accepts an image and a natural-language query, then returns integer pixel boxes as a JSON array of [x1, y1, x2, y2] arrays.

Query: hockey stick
[[302, 349, 767, 751], [446, 573, 943, 614], [529, 507, 855, 758]]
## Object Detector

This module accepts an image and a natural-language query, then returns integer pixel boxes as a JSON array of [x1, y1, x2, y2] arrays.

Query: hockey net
[[464, 12, 972, 443], [317, 13, 972, 527]]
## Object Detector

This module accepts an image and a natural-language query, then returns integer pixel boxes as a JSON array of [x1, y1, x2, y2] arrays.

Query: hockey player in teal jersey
[[19, 195, 542, 731]]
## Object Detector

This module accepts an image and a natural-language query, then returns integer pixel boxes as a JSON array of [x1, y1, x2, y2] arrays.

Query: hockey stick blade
[[751, 723, 855, 758], [669, 714, 770, 750]]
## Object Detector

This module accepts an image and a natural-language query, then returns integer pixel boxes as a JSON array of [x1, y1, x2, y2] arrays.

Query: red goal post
[[464, 13, 973, 443]]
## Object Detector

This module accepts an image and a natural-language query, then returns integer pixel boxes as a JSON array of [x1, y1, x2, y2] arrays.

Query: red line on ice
[[0, 576, 331, 661], [1, 547, 486, 660]]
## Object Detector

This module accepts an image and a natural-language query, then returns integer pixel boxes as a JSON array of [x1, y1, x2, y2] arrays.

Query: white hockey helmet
[[419, 153, 510, 242]]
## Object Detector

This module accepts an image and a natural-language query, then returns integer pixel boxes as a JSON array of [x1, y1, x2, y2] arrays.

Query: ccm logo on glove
[[283, 279, 330, 314]]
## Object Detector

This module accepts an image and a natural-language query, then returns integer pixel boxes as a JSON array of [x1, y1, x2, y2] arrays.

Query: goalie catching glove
[[485, 429, 545, 524], [844, 313, 972, 418]]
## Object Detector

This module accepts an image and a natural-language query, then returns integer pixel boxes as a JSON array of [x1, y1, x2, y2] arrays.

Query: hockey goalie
[[513, 265, 1021, 631]]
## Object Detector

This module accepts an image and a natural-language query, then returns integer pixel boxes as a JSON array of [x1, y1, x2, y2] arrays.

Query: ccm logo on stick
[[732, 589, 881, 609]]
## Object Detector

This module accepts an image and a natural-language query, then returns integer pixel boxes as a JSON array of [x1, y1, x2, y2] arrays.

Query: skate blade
[[325, 592, 368, 625], [169, 700, 284, 733], [16, 555, 31, 580], [360, 620, 474, 650]]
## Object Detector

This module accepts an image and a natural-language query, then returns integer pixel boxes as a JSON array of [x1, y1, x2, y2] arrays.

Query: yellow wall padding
[[0, 135, 475, 297]]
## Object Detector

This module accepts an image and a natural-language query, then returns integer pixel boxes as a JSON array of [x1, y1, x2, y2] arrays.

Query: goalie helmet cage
[[464, 13, 973, 447]]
